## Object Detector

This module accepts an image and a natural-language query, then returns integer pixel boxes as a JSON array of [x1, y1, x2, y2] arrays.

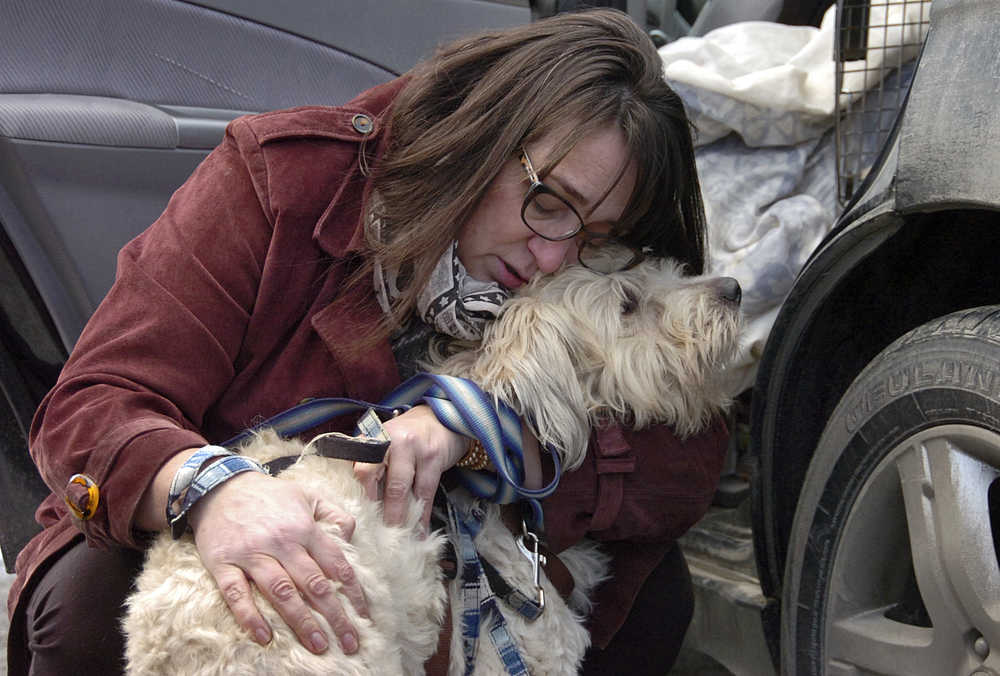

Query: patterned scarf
[[371, 206, 510, 342]]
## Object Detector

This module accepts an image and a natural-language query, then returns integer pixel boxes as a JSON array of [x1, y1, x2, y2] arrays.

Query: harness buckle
[[516, 520, 547, 612]]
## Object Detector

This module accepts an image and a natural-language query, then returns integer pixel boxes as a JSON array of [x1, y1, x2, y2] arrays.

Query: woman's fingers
[[353, 460, 384, 502], [411, 453, 444, 530], [190, 472, 366, 654], [276, 549, 361, 654], [312, 500, 369, 621], [381, 447, 419, 526], [209, 549, 359, 655], [368, 406, 467, 529], [246, 555, 336, 654], [213, 563, 273, 646]]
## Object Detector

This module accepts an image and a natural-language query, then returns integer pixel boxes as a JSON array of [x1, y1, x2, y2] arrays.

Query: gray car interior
[[2, 0, 532, 352]]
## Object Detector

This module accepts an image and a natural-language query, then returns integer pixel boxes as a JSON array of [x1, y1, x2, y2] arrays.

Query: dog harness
[[446, 493, 534, 676], [216, 372, 564, 675]]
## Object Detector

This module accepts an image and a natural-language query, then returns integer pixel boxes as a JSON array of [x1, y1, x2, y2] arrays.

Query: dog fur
[[122, 258, 742, 675]]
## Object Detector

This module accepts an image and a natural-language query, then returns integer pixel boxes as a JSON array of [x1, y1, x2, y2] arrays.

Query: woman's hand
[[353, 405, 466, 530], [187, 472, 369, 655]]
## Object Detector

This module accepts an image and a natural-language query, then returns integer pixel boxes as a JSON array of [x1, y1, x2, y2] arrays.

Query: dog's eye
[[621, 290, 639, 315]]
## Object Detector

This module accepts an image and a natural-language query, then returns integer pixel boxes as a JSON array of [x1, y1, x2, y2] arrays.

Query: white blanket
[[657, 3, 928, 393]]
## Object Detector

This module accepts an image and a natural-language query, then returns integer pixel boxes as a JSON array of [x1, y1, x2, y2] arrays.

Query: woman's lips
[[494, 258, 528, 289]]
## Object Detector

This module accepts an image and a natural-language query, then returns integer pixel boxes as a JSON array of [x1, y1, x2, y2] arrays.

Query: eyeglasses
[[519, 148, 644, 273]]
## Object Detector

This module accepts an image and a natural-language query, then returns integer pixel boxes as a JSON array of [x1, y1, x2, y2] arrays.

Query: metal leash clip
[[515, 520, 546, 612]]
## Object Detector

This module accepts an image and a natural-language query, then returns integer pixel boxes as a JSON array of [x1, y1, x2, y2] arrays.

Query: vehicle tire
[[781, 305, 1000, 676]]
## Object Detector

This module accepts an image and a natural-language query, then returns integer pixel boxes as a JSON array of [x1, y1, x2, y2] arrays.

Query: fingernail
[[311, 631, 328, 653], [255, 627, 271, 645], [341, 632, 359, 654]]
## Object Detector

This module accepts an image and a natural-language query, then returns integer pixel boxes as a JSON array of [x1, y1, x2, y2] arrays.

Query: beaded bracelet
[[455, 438, 492, 471]]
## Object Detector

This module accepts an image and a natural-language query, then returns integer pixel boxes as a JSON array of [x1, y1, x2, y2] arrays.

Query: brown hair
[[357, 8, 706, 338]]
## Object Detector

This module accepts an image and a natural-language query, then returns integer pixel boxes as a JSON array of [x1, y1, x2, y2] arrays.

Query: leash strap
[[219, 373, 563, 530], [481, 553, 544, 622], [379, 373, 562, 530], [263, 410, 393, 474], [447, 494, 530, 676], [222, 399, 408, 449]]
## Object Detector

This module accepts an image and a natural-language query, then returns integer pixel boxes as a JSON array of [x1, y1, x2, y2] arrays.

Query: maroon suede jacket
[[9, 77, 727, 649]]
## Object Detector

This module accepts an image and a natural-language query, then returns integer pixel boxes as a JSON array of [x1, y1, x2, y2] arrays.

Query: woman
[[6, 9, 727, 674]]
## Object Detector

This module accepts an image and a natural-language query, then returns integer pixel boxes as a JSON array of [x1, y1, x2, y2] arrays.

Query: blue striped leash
[[221, 372, 562, 528]]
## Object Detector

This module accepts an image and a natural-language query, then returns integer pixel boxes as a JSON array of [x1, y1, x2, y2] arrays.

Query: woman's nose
[[528, 236, 576, 274]]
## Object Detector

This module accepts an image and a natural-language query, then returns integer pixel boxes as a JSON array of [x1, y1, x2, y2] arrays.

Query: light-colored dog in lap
[[123, 258, 742, 675]]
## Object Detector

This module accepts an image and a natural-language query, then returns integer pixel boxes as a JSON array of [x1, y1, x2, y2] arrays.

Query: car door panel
[[1, 0, 529, 352], [3, 0, 400, 112]]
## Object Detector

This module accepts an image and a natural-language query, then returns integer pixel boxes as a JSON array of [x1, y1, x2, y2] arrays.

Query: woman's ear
[[470, 297, 592, 470]]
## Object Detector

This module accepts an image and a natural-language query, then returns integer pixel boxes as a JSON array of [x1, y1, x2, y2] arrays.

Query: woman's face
[[456, 123, 636, 290]]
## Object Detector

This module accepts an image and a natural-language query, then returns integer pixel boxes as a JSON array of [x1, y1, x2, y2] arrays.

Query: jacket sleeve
[[28, 118, 275, 549]]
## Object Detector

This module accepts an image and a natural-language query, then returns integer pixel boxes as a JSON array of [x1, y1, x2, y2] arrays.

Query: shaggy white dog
[[122, 258, 742, 675]]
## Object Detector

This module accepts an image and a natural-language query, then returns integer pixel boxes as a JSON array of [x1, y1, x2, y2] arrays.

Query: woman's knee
[[20, 540, 144, 676]]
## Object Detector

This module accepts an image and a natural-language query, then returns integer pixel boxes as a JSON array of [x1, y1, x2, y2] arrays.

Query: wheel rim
[[825, 424, 1000, 675]]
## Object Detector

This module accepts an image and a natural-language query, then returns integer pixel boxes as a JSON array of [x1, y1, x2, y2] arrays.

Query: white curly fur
[[122, 258, 742, 675], [124, 433, 447, 675]]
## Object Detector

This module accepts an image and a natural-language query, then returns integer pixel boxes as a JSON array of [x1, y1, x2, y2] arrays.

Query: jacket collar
[[313, 77, 408, 257]]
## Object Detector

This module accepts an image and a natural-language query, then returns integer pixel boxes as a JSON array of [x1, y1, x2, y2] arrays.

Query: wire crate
[[835, 0, 932, 205]]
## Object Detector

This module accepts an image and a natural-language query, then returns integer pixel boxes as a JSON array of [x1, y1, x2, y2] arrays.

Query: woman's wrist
[[186, 468, 269, 533], [166, 449, 266, 539], [135, 447, 203, 532]]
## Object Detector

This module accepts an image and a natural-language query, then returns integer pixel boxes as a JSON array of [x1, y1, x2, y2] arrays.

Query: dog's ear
[[470, 297, 592, 471]]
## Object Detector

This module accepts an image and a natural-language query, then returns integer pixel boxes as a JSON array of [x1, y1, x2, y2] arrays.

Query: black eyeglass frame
[[518, 148, 645, 272]]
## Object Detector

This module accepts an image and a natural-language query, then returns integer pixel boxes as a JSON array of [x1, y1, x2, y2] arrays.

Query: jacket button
[[64, 473, 100, 520], [351, 114, 374, 135]]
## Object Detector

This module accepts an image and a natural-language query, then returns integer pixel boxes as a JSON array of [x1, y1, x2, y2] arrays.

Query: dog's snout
[[714, 277, 742, 305]]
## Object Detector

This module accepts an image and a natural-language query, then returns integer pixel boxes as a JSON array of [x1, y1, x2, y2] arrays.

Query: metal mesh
[[835, 0, 932, 205]]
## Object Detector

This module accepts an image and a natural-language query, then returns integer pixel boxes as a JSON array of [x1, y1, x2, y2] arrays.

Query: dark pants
[[9, 539, 145, 676], [582, 543, 694, 674], [10, 538, 692, 675]]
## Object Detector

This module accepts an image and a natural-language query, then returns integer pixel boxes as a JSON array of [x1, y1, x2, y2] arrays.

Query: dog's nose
[[715, 277, 742, 305]]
